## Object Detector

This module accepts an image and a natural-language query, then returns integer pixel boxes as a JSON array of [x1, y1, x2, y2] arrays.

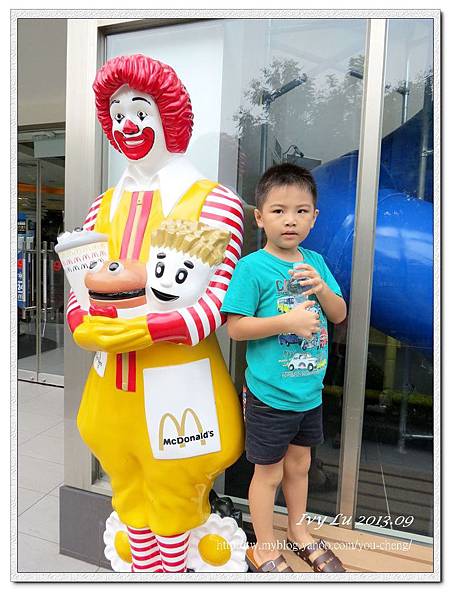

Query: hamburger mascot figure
[[62, 55, 246, 573]]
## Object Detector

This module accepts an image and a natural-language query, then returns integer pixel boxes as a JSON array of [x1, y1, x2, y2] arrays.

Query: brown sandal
[[286, 538, 346, 572], [246, 547, 293, 573]]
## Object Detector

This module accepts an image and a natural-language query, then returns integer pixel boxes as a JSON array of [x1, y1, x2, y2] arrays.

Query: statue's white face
[[109, 84, 167, 161], [147, 247, 214, 311]]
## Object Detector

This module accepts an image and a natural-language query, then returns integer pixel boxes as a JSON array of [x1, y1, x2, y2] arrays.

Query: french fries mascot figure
[[64, 55, 245, 573]]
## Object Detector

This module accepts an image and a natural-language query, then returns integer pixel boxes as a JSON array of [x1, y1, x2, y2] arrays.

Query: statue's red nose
[[122, 119, 140, 135]]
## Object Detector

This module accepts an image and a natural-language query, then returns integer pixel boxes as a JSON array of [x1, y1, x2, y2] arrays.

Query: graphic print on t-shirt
[[275, 277, 328, 378]]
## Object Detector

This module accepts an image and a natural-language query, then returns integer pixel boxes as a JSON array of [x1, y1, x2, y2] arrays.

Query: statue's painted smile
[[151, 287, 179, 302], [114, 127, 155, 160]]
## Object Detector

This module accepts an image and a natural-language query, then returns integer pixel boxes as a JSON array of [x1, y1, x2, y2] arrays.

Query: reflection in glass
[[355, 19, 433, 537], [224, 18, 367, 520]]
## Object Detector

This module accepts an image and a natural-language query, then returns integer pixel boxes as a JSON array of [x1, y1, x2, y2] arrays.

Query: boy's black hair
[[255, 163, 317, 210]]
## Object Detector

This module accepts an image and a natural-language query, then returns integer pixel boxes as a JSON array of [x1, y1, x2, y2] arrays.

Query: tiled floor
[[18, 347, 65, 377], [16, 380, 109, 573]]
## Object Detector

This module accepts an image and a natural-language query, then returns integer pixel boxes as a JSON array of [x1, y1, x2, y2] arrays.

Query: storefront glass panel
[[220, 18, 367, 520], [17, 131, 65, 384], [355, 19, 433, 538]]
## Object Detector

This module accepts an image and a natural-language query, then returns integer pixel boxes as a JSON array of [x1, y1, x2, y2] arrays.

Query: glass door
[[355, 18, 434, 540], [17, 130, 65, 386], [17, 153, 38, 377], [220, 18, 367, 520]]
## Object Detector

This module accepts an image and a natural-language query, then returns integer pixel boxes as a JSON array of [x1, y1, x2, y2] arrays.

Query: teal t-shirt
[[221, 247, 343, 411]]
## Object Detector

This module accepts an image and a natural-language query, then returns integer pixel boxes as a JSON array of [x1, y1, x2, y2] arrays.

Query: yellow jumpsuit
[[76, 180, 244, 536]]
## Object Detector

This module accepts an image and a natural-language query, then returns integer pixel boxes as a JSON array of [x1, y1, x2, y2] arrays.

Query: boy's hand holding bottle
[[282, 301, 320, 339], [288, 263, 324, 297], [289, 262, 347, 325], [280, 261, 320, 339]]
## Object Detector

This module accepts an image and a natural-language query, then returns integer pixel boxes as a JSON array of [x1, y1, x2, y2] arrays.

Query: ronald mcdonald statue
[[60, 54, 246, 573]]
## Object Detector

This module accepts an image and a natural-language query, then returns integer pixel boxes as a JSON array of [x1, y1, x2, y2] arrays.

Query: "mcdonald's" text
[[162, 431, 214, 447]]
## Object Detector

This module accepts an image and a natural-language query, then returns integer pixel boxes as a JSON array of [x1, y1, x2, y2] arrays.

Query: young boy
[[221, 163, 347, 573]]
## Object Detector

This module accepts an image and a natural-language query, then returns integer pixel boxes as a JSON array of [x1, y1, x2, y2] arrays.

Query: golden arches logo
[[159, 408, 207, 451]]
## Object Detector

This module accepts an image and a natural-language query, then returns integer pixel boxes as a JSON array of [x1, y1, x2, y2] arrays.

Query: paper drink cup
[[55, 228, 109, 310]]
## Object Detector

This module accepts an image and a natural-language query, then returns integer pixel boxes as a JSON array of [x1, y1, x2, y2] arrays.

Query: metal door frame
[[336, 18, 388, 528]]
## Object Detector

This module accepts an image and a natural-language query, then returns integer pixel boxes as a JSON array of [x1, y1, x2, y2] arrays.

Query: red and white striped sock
[[126, 526, 163, 572], [155, 532, 190, 573]]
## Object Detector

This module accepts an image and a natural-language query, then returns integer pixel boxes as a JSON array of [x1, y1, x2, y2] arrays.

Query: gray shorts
[[243, 383, 324, 465]]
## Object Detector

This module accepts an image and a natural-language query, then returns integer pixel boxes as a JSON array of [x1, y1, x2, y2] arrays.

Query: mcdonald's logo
[[159, 407, 214, 451]]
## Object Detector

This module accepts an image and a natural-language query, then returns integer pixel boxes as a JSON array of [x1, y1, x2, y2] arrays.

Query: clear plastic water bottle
[[289, 261, 313, 306]]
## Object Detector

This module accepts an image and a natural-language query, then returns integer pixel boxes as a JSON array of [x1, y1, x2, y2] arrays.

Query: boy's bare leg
[[249, 460, 287, 568], [282, 444, 329, 568]]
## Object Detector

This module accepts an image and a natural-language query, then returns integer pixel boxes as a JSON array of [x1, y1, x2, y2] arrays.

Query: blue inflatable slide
[[306, 108, 433, 356]]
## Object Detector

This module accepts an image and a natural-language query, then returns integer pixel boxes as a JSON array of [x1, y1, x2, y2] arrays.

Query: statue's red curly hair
[[92, 54, 194, 154]]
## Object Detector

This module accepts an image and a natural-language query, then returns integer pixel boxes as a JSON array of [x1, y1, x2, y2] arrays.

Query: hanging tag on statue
[[93, 351, 107, 377]]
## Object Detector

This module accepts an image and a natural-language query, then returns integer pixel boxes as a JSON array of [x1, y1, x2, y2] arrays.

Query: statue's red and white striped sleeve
[[82, 195, 103, 232], [147, 184, 244, 346], [66, 194, 104, 332]]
